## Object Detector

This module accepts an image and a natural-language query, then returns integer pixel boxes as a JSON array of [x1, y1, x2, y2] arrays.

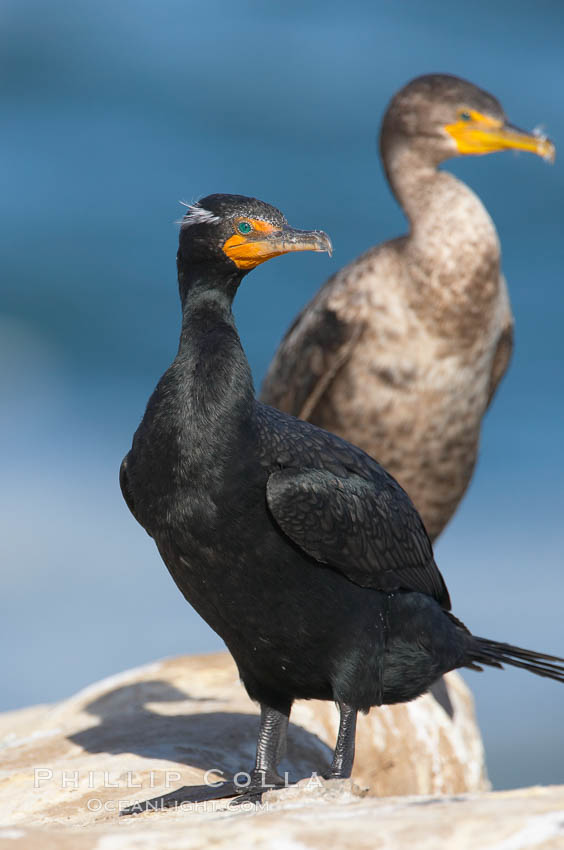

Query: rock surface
[[0, 652, 496, 845], [2, 782, 564, 850]]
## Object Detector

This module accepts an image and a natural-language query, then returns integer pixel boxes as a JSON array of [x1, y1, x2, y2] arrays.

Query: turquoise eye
[[460, 111, 471, 122], [237, 221, 252, 235]]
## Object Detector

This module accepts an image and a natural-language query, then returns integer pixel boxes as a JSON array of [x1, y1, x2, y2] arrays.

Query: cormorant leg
[[324, 702, 357, 779], [233, 704, 290, 800]]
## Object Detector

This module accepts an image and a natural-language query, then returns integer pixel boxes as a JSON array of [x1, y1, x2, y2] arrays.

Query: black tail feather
[[469, 637, 564, 683]]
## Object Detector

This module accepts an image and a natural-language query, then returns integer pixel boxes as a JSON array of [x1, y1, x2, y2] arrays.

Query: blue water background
[[1, 0, 563, 789]]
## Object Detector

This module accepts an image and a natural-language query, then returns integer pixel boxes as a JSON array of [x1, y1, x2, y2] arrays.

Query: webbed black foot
[[229, 768, 288, 806]]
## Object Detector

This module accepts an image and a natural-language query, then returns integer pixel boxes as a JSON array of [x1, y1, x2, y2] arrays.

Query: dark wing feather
[[486, 276, 514, 408], [487, 320, 513, 408], [265, 454, 450, 609], [260, 286, 362, 420], [120, 454, 144, 529]]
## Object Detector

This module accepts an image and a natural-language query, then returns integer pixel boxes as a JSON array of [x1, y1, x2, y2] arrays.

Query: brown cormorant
[[120, 194, 564, 801], [260, 74, 555, 541]]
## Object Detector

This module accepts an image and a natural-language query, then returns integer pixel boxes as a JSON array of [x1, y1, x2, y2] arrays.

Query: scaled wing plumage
[[258, 405, 451, 609], [261, 283, 362, 420]]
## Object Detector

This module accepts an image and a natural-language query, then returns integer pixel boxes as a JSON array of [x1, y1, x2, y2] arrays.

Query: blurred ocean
[[1, 0, 563, 789]]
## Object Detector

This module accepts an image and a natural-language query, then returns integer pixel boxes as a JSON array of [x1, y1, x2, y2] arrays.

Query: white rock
[[0, 652, 493, 846]]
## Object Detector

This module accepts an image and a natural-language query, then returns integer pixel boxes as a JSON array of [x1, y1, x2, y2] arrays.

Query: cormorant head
[[177, 194, 332, 283], [381, 73, 555, 166]]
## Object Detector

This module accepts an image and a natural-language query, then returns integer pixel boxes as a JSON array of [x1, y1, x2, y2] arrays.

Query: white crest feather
[[177, 201, 220, 227]]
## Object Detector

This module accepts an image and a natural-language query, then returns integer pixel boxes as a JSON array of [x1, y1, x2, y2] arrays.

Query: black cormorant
[[121, 193, 563, 801], [260, 74, 555, 541]]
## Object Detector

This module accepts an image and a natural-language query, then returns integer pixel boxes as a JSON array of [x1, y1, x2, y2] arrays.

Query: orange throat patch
[[222, 219, 282, 270]]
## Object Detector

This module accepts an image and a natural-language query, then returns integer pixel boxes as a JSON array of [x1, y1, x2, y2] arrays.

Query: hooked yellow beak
[[445, 110, 555, 162]]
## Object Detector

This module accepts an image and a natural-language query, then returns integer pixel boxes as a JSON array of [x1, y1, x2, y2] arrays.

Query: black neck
[[177, 251, 244, 310], [177, 253, 244, 347], [180, 284, 236, 339], [174, 260, 255, 419]]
